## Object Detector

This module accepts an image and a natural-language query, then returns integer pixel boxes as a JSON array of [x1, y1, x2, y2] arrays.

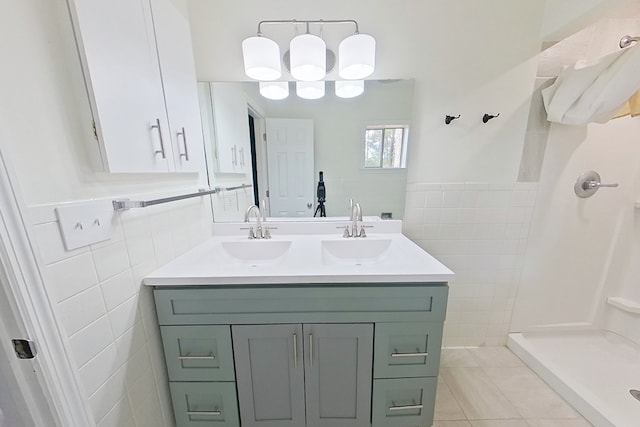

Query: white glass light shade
[[290, 34, 326, 81], [335, 80, 364, 98], [338, 33, 376, 79], [242, 36, 281, 81], [296, 81, 325, 100], [259, 82, 289, 100]]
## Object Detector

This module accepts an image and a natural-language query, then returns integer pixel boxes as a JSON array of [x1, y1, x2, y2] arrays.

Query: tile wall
[[403, 182, 538, 346], [28, 194, 214, 427]]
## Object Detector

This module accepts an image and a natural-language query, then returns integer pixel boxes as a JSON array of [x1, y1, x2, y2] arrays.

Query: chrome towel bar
[[112, 184, 252, 211]]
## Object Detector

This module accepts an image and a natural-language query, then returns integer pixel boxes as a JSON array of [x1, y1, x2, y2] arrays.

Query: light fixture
[[242, 36, 281, 81], [339, 33, 376, 80], [259, 82, 289, 100], [290, 33, 326, 81], [335, 80, 364, 98], [296, 81, 325, 100]]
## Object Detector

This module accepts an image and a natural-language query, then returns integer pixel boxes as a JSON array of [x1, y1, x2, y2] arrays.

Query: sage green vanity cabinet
[[154, 283, 448, 427]]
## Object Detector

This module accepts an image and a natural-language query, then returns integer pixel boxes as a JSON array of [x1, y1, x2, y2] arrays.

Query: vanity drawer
[[155, 285, 448, 325], [371, 377, 436, 427], [161, 325, 235, 381], [373, 322, 443, 379], [170, 381, 239, 427]]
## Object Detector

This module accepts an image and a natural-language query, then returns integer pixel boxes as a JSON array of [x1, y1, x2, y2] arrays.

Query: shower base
[[508, 330, 640, 427]]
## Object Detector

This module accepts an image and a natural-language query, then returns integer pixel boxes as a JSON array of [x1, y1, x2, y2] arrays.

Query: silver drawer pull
[[389, 400, 423, 411], [186, 410, 222, 416], [178, 352, 215, 360], [391, 348, 428, 358]]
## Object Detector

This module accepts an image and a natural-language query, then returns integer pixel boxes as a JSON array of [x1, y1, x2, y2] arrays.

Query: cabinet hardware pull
[[186, 410, 222, 416], [178, 126, 189, 161], [391, 348, 428, 358], [231, 146, 237, 166], [293, 333, 298, 368], [388, 400, 423, 411], [178, 352, 215, 360], [239, 147, 245, 166], [309, 334, 313, 367], [150, 118, 166, 159]]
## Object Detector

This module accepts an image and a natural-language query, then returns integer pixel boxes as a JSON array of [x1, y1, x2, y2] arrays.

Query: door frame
[[0, 143, 94, 426], [246, 95, 269, 215]]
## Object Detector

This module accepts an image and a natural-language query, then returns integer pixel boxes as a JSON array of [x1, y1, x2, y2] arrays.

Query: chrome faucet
[[342, 201, 365, 238], [244, 204, 270, 239]]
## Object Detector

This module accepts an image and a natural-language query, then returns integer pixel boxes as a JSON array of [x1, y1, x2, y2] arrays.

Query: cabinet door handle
[[239, 147, 245, 166], [150, 118, 166, 159], [177, 126, 189, 161], [293, 333, 298, 368], [388, 401, 423, 411], [186, 411, 222, 416], [309, 334, 313, 368], [178, 352, 215, 360], [231, 146, 237, 166], [390, 348, 428, 358]]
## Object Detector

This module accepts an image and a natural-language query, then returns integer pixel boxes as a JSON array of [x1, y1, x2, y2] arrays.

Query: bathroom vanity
[[144, 220, 453, 427]]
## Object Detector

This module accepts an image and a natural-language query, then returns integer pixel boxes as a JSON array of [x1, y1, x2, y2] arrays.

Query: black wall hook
[[445, 115, 460, 125], [482, 113, 500, 123]]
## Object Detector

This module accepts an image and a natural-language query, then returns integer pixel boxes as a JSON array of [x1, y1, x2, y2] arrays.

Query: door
[[265, 119, 314, 217], [232, 324, 305, 427], [150, 0, 206, 174], [304, 324, 373, 427]]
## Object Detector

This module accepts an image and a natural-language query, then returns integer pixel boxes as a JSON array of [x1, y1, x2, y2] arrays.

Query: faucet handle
[[247, 227, 256, 239], [359, 225, 367, 238], [343, 226, 351, 238], [263, 227, 271, 239]]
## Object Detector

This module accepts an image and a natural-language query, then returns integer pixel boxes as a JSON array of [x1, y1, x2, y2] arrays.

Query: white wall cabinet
[[209, 83, 252, 174], [68, 0, 205, 174]]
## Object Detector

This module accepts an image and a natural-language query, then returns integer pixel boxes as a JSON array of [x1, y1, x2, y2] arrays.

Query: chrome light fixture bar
[[242, 19, 376, 100]]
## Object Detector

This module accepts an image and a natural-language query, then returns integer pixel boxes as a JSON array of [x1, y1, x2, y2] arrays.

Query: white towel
[[542, 44, 640, 125]]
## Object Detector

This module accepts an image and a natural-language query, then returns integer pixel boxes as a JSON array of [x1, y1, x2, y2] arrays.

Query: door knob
[[307, 202, 312, 209]]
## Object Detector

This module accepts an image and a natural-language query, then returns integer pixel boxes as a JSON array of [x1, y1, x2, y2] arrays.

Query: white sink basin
[[221, 240, 292, 262], [321, 238, 392, 265]]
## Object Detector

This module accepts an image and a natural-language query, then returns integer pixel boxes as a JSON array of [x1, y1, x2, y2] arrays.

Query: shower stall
[[507, 112, 640, 426]]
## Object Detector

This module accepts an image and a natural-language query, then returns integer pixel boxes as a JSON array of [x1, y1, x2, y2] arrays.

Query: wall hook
[[482, 113, 500, 123], [445, 115, 460, 125]]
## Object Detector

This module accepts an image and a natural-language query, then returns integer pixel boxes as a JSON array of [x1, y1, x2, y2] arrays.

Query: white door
[[265, 119, 314, 217]]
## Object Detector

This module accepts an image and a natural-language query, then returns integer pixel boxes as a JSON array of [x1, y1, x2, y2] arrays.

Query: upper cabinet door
[[149, 0, 206, 174], [68, 0, 174, 173], [304, 323, 373, 427]]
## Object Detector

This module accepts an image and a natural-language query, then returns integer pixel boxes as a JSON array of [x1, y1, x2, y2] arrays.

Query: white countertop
[[144, 222, 454, 286]]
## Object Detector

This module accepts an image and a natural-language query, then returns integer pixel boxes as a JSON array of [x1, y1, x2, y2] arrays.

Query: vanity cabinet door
[[304, 323, 373, 427], [232, 324, 306, 427], [68, 0, 175, 173]]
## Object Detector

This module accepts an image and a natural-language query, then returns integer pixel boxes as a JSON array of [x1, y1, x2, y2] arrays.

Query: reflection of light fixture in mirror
[[339, 34, 376, 80], [335, 80, 364, 98], [259, 82, 289, 100], [290, 33, 326, 81], [241, 36, 281, 81], [296, 81, 325, 99]]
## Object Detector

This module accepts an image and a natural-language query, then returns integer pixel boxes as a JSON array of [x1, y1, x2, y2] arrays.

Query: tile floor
[[433, 347, 593, 427]]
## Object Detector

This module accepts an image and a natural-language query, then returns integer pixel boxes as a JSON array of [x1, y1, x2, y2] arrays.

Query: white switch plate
[[55, 200, 114, 251]]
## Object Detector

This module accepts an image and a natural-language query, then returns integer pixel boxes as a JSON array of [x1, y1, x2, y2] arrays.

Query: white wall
[[0, 0, 214, 426]]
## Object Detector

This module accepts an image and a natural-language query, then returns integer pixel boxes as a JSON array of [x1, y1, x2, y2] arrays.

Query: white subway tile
[[92, 242, 130, 282], [406, 191, 426, 208], [88, 366, 127, 424], [69, 316, 113, 369], [152, 231, 175, 266], [132, 392, 165, 427], [125, 235, 155, 268], [460, 191, 479, 208], [58, 285, 106, 336], [33, 222, 89, 265], [501, 239, 520, 255], [424, 208, 441, 224], [464, 182, 491, 190], [440, 209, 459, 224], [425, 191, 444, 208], [97, 396, 134, 427], [108, 295, 141, 339], [79, 344, 121, 396], [45, 252, 98, 303], [124, 346, 152, 389], [441, 183, 466, 191], [131, 261, 156, 289], [505, 223, 522, 239], [402, 207, 424, 225], [442, 191, 463, 208], [414, 183, 441, 191], [114, 322, 146, 367], [127, 365, 157, 409], [100, 270, 136, 312], [90, 216, 124, 251]]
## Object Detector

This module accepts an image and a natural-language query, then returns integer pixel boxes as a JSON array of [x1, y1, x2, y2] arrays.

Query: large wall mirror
[[198, 79, 414, 222]]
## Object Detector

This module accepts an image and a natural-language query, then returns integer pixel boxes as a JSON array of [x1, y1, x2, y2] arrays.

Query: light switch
[[55, 200, 114, 250]]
